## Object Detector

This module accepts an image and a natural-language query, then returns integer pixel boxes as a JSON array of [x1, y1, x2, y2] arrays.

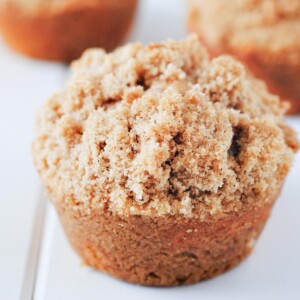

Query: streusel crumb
[[0, 0, 124, 13], [33, 35, 298, 218], [188, 0, 300, 64]]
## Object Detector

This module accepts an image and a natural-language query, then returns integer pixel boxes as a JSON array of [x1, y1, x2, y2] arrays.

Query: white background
[[0, 1, 299, 299]]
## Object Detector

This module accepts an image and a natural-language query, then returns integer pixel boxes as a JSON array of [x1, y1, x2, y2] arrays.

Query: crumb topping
[[0, 0, 129, 13], [33, 35, 298, 218], [188, 0, 300, 65]]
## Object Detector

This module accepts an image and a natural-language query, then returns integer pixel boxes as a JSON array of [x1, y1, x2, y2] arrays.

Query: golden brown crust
[[56, 193, 275, 286], [239, 53, 300, 115], [32, 36, 298, 286], [0, 0, 137, 61], [187, 0, 300, 114]]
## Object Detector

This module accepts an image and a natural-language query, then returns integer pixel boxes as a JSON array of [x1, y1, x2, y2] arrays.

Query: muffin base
[[0, 1, 137, 62], [55, 197, 275, 286]]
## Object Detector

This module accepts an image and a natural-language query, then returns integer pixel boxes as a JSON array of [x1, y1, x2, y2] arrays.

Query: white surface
[[0, 41, 67, 299], [0, 0, 299, 299]]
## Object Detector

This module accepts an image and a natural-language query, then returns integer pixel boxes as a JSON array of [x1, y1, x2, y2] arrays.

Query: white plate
[[34, 119, 300, 300], [1, 0, 300, 299]]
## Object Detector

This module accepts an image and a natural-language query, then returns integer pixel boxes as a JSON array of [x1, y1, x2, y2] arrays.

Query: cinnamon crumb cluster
[[33, 35, 298, 218]]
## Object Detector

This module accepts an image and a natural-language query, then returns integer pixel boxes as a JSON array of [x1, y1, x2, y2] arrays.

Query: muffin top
[[0, 0, 130, 13], [33, 35, 298, 219], [188, 0, 300, 65]]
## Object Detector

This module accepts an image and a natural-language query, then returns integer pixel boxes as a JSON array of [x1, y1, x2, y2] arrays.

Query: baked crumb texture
[[33, 35, 298, 218], [33, 35, 298, 285], [0, 0, 137, 61], [187, 0, 300, 114]]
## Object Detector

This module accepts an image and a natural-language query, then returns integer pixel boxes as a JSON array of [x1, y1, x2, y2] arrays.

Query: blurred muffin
[[187, 0, 300, 114], [33, 35, 298, 286], [0, 0, 138, 61]]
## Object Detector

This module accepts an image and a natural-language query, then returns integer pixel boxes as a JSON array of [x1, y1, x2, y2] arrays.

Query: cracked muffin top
[[188, 0, 300, 65], [33, 35, 298, 219]]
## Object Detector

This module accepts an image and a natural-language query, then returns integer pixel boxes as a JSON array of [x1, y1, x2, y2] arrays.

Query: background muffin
[[0, 0, 138, 62], [187, 0, 300, 114], [33, 35, 298, 286]]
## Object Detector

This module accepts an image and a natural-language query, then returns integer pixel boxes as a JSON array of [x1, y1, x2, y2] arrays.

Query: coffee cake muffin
[[187, 0, 300, 114], [0, 0, 137, 61], [33, 35, 298, 286]]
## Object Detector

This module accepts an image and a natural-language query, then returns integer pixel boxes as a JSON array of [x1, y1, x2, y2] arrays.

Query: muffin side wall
[[0, 1, 138, 61], [55, 196, 276, 286]]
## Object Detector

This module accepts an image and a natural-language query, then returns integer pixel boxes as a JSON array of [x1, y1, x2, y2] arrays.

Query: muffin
[[187, 0, 300, 114], [0, 0, 138, 62], [33, 35, 298, 286]]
